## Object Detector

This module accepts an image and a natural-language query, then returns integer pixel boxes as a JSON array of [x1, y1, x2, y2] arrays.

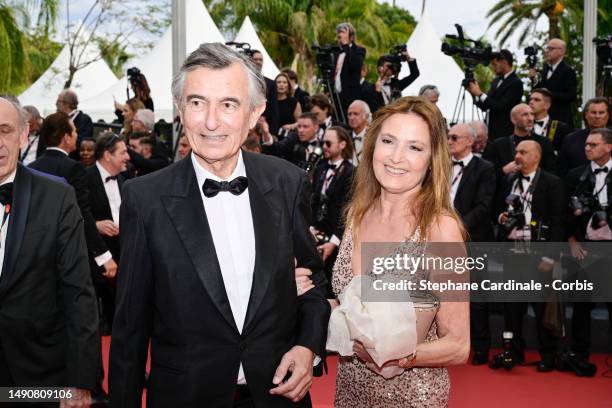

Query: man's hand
[[467, 81, 482, 96], [295, 267, 314, 296], [537, 259, 554, 273], [96, 220, 119, 237], [60, 388, 91, 408], [502, 161, 520, 175], [102, 258, 118, 278], [317, 242, 336, 261], [569, 238, 587, 260], [270, 345, 314, 402], [258, 116, 273, 144], [498, 212, 509, 225]]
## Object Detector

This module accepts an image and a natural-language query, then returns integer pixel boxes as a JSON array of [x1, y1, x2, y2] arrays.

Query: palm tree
[[486, 0, 583, 46]]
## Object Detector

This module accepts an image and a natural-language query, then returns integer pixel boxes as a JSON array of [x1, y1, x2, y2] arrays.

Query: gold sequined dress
[[331, 227, 450, 408]]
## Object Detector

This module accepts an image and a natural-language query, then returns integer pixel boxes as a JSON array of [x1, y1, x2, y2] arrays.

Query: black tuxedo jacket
[[311, 160, 355, 240], [109, 153, 330, 407], [264, 77, 280, 135], [294, 87, 310, 113], [534, 60, 578, 127], [29, 149, 109, 258], [339, 43, 366, 112], [537, 119, 572, 152], [557, 128, 589, 176], [565, 164, 612, 241], [483, 134, 557, 179], [452, 156, 496, 241], [261, 132, 318, 167], [85, 165, 124, 280], [72, 110, 94, 142], [474, 72, 523, 140], [359, 79, 378, 113], [368, 59, 420, 113], [0, 165, 99, 389], [495, 168, 565, 242]]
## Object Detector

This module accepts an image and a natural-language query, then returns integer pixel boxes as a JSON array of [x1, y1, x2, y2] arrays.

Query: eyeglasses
[[323, 140, 334, 147], [447, 134, 466, 142], [544, 46, 562, 51]]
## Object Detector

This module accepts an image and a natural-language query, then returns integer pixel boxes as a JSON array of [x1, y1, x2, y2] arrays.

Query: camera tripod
[[596, 64, 612, 100], [450, 80, 483, 126], [316, 70, 346, 124]]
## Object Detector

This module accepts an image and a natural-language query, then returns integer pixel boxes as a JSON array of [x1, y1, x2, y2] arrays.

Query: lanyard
[[20, 135, 38, 161], [451, 167, 464, 187], [0, 204, 10, 250]]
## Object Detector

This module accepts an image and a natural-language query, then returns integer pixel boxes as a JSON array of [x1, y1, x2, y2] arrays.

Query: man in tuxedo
[[369, 49, 420, 112], [483, 103, 556, 180], [347, 100, 370, 162], [335, 22, 366, 116], [468, 50, 523, 140], [56, 89, 93, 143], [261, 112, 321, 167], [448, 123, 496, 365], [19, 105, 45, 165], [0, 97, 98, 406], [493, 140, 564, 371], [563, 127, 612, 377], [252, 50, 280, 135], [529, 38, 577, 127], [109, 43, 330, 407], [558, 97, 610, 176], [528, 88, 572, 152], [311, 126, 355, 297]]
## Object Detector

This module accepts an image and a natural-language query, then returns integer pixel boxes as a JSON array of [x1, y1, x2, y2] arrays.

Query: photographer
[[311, 126, 355, 297], [468, 50, 523, 140], [334, 22, 367, 115], [368, 47, 420, 112], [261, 112, 322, 167], [528, 88, 572, 152], [563, 127, 612, 377], [127, 67, 154, 111], [528, 39, 577, 127], [493, 140, 565, 372]]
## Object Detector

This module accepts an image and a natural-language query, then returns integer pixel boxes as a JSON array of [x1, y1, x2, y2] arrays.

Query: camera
[[311, 44, 342, 80], [593, 35, 612, 65], [502, 193, 526, 232], [570, 194, 595, 216], [489, 331, 518, 370], [381, 44, 407, 76], [298, 145, 324, 174], [524, 45, 538, 69], [441, 24, 492, 86], [225, 41, 256, 57]]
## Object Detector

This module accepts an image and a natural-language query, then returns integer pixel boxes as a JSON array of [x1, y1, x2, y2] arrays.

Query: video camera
[[312, 44, 342, 81], [502, 193, 526, 233], [524, 45, 538, 69], [381, 44, 408, 76], [225, 41, 256, 57], [298, 145, 324, 175], [593, 35, 612, 65], [441, 24, 492, 86], [571, 193, 612, 230]]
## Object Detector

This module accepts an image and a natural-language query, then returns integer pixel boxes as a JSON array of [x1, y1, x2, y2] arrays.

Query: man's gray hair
[[23, 105, 41, 120], [59, 89, 79, 109], [470, 120, 488, 137], [0, 96, 28, 131], [419, 84, 440, 97], [171, 42, 266, 110], [350, 100, 372, 123], [336, 22, 356, 41]]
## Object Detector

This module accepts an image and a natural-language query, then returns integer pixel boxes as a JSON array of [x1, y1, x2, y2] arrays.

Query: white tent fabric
[[400, 9, 477, 122], [18, 36, 117, 117], [80, 0, 225, 122], [234, 16, 280, 80]]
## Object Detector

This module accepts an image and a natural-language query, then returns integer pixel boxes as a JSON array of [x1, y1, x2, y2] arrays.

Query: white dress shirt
[[191, 151, 256, 384], [533, 115, 550, 138], [0, 170, 16, 278], [507, 170, 536, 240], [547, 60, 561, 79], [95, 161, 121, 225], [450, 153, 474, 204], [351, 128, 367, 164], [586, 159, 612, 240], [21, 134, 40, 165], [335, 51, 347, 93]]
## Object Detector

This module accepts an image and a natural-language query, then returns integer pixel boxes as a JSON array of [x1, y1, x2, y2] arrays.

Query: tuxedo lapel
[[454, 158, 475, 207], [91, 166, 113, 220], [0, 165, 32, 299], [161, 159, 238, 333], [242, 152, 280, 335]]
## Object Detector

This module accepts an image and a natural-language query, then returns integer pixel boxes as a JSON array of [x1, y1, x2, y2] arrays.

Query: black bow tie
[[105, 175, 118, 183], [518, 174, 531, 182], [353, 136, 362, 142], [325, 163, 337, 171], [594, 167, 609, 175], [453, 160, 464, 168], [202, 176, 248, 198], [0, 183, 13, 206], [535, 120, 545, 126]]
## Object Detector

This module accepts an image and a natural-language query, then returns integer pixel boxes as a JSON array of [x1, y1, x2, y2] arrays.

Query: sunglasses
[[447, 134, 465, 142], [323, 141, 334, 147]]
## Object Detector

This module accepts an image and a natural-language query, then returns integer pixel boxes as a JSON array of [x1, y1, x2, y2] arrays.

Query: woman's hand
[[295, 267, 314, 296], [353, 341, 375, 364]]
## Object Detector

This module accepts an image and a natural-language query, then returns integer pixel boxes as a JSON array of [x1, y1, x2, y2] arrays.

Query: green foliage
[[0, 4, 27, 92], [96, 37, 133, 78]]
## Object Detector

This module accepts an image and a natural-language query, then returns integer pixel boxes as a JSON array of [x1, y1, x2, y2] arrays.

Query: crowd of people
[[0, 20, 611, 408]]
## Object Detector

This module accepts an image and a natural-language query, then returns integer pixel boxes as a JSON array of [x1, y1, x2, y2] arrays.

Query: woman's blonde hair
[[346, 96, 464, 241]]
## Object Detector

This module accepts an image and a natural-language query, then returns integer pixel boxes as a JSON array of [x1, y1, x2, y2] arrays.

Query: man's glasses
[[447, 134, 465, 142], [323, 141, 334, 147]]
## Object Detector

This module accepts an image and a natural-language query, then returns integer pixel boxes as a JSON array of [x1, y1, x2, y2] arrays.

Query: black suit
[[557, 128, 589, 176], [294, 87, 310, 113], [534, 60, 578, 127], [29, 149, 109, 260], [0, 165, 99, 389], [474, 72, 523, 140], [261, 132, 319, 167], [483, 134, 557, 182], [264, 77, 280, 135], [109, 153, 330, 407], [338, 43, 366, 114], [72, 110, 94, 142], [496, 169, 565, 361]]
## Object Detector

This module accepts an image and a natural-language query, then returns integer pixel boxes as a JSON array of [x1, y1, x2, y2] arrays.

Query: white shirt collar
[[550, 60, 562, 71], [329, 157, 344, 167], [591, 158, 612, 173], [191, 150, 246, 187], [46, 146, 69, 156], [1, 169, 16, 186], [96, 161, 115, 181], [324, 116, 332, 128], [353, 127, 367, 139], [535, 115, 550, 124], [503, 71, 514, 80], [452, 152, 474, 167]]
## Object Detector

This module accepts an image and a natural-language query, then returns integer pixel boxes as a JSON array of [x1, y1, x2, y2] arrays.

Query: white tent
[[80, 0, 225, 122], [234, 16, 280, 80], [18, 35, 117, 116], [400, 9, 477, 122]]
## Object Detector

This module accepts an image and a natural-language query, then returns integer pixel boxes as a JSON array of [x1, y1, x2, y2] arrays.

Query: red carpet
[[102, 337, 612, 407]]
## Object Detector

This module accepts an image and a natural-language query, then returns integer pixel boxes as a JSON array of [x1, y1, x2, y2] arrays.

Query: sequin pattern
[[331, 226, 450, 408]]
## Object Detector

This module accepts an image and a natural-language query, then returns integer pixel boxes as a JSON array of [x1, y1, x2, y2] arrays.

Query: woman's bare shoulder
[[428, 214, 464, 243]]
